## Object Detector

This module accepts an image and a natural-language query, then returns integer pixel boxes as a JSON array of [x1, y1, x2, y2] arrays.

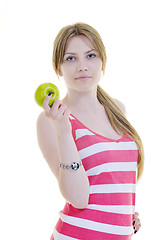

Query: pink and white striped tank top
[[51, 114, 138, 240]]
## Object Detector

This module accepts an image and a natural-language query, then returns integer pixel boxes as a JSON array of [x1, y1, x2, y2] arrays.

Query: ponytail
[[97, 85, 144, 182]]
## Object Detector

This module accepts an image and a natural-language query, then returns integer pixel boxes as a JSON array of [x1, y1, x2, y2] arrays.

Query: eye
[[87, 53, 96, 59], [66, 56, 75, 61]]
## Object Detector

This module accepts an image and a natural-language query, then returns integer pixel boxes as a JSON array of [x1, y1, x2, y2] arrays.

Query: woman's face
[[59, 35, 103, 92]]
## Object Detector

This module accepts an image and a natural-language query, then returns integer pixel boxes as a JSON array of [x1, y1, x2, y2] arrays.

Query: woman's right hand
[[42, 94, 72, 134]]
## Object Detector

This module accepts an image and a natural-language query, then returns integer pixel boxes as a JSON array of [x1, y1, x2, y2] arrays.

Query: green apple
[[35, 82, 60, 107]]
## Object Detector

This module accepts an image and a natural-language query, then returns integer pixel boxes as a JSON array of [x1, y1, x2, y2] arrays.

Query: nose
[[77, 59, 88, 72]]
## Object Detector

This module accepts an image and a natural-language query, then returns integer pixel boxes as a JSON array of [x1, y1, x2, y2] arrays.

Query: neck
[[62, 88, 103, 113]]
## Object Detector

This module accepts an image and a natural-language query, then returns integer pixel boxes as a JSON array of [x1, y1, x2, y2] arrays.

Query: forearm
[[42, 98, 90, 208], [56, 131, 90, 209]]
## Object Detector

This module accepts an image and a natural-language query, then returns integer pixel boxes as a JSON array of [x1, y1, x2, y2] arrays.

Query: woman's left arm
[[133, 212, 141, 234]]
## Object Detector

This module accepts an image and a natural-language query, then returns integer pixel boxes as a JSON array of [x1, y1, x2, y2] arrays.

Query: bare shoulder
[[113, 98, 126, 115], [36, 112, 59, 180]]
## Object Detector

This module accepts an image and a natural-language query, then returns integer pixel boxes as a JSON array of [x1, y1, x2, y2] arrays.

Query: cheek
[[62, 64, 76, 76], [59, 66, 68, 77], [93, 58, 102, 69], [93, 61, 103, 75]]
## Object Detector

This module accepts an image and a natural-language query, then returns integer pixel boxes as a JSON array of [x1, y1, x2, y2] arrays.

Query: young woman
[[37, 23, 143, 240]]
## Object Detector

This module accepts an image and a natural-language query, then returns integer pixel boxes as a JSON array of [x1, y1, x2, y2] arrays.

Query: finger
[[51, 99, 62, 110], [133, 212, 140, 221], [134, 212, 139, 218], [43, 94, 52, 109], [136, 223, 141, 231], [132, 212, 139, 226], [43, 94, 52, 115], [55, 104, 67, 119], [63, 107, 71, 118], [50, 99, 63, 118], [133, 217, 139, 224], [134, 219, 141, 230], [134, 222, 141, 234]]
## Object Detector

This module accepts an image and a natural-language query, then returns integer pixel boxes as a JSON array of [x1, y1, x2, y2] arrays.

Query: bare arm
[[36, 96, 90, 209]]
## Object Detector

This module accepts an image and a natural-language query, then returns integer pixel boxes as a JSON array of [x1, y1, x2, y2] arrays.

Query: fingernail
[[133, 221, 135, 226], [134, 230, 137, 234]]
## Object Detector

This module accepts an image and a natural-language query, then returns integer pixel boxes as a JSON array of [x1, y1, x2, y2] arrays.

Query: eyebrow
[[64, 49, 96, 56]]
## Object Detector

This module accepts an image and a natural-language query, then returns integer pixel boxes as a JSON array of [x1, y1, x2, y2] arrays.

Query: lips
[[75, 76, 91, 80]]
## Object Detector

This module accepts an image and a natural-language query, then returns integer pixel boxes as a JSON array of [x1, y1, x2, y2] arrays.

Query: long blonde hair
[[52, 22, 144, 182]]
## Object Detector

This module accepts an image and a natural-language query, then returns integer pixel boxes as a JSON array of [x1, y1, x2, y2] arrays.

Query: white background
[[0, 0, 160, 239]]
